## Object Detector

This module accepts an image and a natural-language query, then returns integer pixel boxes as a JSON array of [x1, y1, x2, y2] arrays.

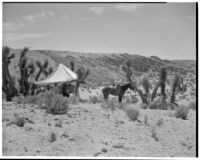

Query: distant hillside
[[8, 48, 196, 86], [170, 60, 196, 71]]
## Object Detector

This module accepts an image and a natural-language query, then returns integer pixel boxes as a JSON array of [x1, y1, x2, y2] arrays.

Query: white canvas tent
[[34, 63, 78, 85]]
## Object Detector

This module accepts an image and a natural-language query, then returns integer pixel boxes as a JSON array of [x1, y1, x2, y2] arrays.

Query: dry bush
[[55, 119, 62, 128], [13, 113, 25, 127], [14, 90, 69, 115], [189, 99, 196, 110], [101, 100, 126, 111], [89, 96, 100, 104], [125, 95, 138, 104], [175, 105, 189, 120], [149, 97, 168, 110], [43, 94, 68, 115], [125, 107, 140, 121], [140, 103, 148, 109], [156, 118, 164, 127], [48, 131, 57, 143], [151, 126, 159, 141], [144, 114, 149, 126]]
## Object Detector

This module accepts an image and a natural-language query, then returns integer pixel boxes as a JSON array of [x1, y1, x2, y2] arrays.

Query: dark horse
[[102, 83, 134, 103]]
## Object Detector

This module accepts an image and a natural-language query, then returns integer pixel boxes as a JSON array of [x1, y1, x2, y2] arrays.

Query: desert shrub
[[48, 131, 57, 143], [55, 120, 62, 128], [140, 103, 148, 109], [156, 118, 164, 127], [144, 114, 149, 126], [101, 100, 126, 111], [101, 100, 117, 111], [125, 107, 140, 121], [168, 103, 178, 110], [175, 105, 189, 120], [14, 90, 69, 115], [89, 96, 100, 104], [79, 98, 88, 103], [151, 126, 159, 141], [149, 97, 168, 110], [43, 94, 68, 115], [13, 113, 25, 127], [189, 99, 196, 110], [125, 95, 138, 104]]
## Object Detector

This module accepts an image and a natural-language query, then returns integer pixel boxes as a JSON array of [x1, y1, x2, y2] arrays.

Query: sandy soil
[[2, 99, 196, 157]]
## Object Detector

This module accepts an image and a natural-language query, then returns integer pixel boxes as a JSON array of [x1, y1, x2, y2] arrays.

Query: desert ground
[[2, 85, 196, 157]]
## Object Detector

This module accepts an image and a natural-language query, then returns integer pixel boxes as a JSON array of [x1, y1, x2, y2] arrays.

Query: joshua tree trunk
[[2, 54, 15, 101], [170, 85, 176, 103], [160, 82, 166, 99], [74, 81, 80, 99], [127, 77, 148, 104], [151, 82, 160, 101]]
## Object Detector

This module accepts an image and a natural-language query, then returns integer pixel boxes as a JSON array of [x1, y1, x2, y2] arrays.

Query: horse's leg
[[118, 95, 122, 103], [118, 92, 125, 103], [103, 89, 109, 100]]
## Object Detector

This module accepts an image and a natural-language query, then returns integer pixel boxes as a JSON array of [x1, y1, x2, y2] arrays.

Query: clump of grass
[[149, 97, 168, 110], [156, 118, 164, 127], [48, 131, 57, 143], [125, 95, 138, 104], [89, 96, 99, 104], [144, 114, 149, 126], [151, 126, 159, 141], [175, 105, 189, 120], [189, 99, 196, 110], [125, 107, 140, 121], [43, 94, 69, 115], [141, 103, 148, 109], [101, 100, 118, 111], [16, 90, 69, 115], [55, 120, 62, 128], [13, 113, 25, 127]]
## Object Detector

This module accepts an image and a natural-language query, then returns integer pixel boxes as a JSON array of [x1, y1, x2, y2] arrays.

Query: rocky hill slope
[[8, 48, 196, 86]]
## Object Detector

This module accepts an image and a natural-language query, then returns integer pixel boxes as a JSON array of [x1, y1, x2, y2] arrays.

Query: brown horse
[[102, 83, 134, 103]]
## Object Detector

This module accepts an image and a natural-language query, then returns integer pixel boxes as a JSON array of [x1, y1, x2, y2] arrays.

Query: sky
[[3, 3, 196, 60]]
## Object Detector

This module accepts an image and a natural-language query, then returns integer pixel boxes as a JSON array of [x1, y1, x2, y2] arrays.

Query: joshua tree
[[170, 74, 180, 104], [70, 61, 75, 71], [122, 60, 168, 105], [74, 67, 90, 100], [151, 66, 167, 101], [31, 60, 50, 94], [2, 46, 16, 101], [62, 61, 75, 97], [18, 47, 35, 96]]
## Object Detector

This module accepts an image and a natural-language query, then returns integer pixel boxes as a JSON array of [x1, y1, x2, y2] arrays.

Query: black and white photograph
[[2, 1, 197, 158]]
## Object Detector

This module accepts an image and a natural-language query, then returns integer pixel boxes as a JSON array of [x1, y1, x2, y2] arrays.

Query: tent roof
[[34, 63, 77, 85]]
